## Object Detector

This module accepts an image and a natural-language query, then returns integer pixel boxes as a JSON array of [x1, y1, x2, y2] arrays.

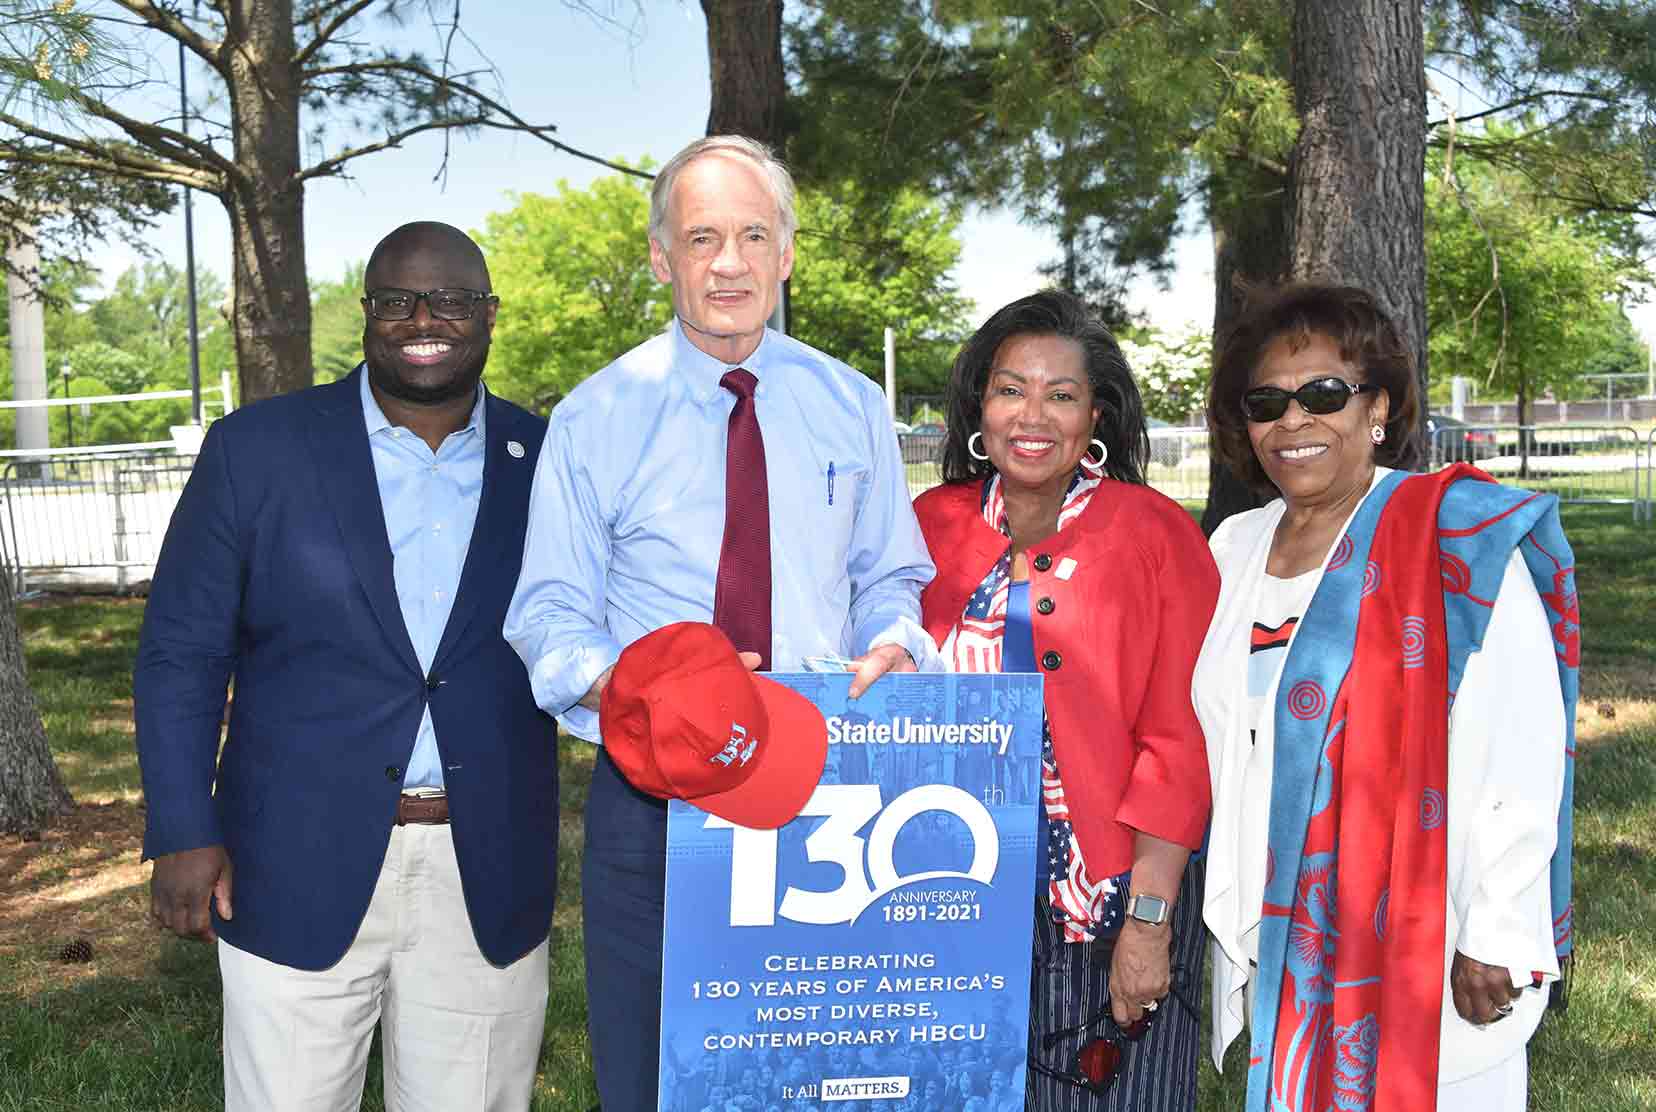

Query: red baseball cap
[[600, 622, 828, 829]]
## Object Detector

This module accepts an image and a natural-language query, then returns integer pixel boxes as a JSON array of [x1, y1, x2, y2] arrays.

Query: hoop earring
[[1079, 438, 1108, 474], [968, 432, 989, 461], [1370, 424, 1385, 445]]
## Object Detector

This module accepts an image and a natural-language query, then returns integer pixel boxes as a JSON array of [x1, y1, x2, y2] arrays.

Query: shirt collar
[[670, 317, 776, 406], [358, 364, 486, 440]]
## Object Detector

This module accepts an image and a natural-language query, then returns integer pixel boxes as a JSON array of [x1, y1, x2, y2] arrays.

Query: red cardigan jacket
[[914, 478, 1218, 877]]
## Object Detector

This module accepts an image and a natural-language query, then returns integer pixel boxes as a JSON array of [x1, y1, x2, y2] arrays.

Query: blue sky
[[86, 2, 1214, 334]]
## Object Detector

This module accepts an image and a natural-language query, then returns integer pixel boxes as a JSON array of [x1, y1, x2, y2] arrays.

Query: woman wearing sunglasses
[[1194, 283, 1576, 1112], [914, 289, 1218, 1110]]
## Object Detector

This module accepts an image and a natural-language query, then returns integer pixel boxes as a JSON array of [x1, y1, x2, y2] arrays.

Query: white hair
[[648, 135, 798, 247]]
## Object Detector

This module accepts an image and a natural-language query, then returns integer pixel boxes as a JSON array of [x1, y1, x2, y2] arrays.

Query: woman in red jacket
[[914, 290, 1218, 1111]]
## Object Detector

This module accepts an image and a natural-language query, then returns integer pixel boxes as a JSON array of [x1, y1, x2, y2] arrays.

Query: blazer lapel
[[307, 367, 422, 676], [433, 389, 527, 667]]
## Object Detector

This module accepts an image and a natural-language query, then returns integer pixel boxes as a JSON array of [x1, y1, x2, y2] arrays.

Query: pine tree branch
[[295, 112, 493, 181], [1426, 88, 1623, 130], [1221, 145, 1287, 180], [299, 58, 655, 180], [63, 87, 242, 181], [108, 0, 225, 71], [0, 130, 217, 193], [293, 0, 380, 69]]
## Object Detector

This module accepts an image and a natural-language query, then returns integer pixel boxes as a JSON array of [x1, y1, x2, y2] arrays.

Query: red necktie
[[712, 368, 772, 670]]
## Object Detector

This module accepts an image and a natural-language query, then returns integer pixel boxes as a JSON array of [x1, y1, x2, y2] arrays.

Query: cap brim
[[693, 675, 827, 830]]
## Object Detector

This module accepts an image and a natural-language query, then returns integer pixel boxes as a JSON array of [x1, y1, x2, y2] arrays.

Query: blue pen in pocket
[[827, 461, 835, 506]]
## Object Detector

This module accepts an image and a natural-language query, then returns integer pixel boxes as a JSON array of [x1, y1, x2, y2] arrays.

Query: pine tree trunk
[[1202, 174, 1290, 536], [701, 0, 787, 147], [224, 0, 313, 403], [0, 576, 72, 836], [1288, 0, 1426, 467]]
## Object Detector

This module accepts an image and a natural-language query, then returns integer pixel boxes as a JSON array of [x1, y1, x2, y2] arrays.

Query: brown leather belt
[[395, 793, 450, 825]]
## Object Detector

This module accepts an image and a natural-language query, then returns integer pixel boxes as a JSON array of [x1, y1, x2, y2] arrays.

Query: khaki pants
[[218, 823, 549, 1111]]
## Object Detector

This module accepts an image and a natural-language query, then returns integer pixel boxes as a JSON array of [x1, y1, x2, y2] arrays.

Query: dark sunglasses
[[1027, 976, 1198, 1096], [1242, 376, 1379, 422]]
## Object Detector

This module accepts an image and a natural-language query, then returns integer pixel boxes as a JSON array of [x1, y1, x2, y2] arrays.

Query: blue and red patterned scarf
[[1247, 465, 1578, 1112]]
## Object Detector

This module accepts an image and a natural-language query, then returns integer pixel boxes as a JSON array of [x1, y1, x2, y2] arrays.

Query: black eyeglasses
[[1242, 376, 1379, 422], [362, 288, 498, 321], [1028, 976, 1197, 1096]]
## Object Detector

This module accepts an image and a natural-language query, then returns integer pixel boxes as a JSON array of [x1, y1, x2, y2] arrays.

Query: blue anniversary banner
[[658, 671, 1044, 1110]]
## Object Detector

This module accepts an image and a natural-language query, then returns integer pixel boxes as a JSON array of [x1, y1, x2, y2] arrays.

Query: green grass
[[6, 503, 1655, 1110]]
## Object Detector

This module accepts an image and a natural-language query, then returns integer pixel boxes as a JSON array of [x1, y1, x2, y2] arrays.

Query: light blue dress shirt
[[504, 320, 938, 741], [360, 369, 486, 788]]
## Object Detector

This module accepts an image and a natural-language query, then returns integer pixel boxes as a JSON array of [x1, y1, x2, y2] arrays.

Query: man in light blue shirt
[[503, 135, 936, 1109]]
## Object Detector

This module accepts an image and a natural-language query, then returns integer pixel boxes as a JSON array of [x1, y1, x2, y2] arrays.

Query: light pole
[[60, 360, 74, 448]]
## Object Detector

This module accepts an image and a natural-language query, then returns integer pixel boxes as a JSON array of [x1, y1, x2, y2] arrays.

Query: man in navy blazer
[[135, 222, 557, 1111]]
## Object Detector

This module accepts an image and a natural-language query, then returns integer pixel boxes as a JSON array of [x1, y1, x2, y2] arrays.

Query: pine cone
[[57, 938, 94, 964]]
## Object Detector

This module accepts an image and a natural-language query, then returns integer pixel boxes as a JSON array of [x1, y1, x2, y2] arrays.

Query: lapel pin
[[506, 440, 525, 459]]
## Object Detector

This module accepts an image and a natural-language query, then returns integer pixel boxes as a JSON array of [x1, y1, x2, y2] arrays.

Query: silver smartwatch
[[1126, 893, 1170, 926]]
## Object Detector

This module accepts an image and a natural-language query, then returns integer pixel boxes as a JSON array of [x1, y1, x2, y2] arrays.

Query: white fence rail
[[1425, 424, 1650, 518], [4, 427, 1649, 595], [1, 450, 194, 594], [902, 423, 1653, 522], [899, 426, 1212, 504]]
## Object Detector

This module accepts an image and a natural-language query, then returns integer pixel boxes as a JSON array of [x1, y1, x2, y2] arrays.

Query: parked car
[[896, 423, 946, 467], [1426, 413, 1498, 463]]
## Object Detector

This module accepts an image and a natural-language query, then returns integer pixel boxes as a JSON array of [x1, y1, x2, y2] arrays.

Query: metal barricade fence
[[898, 425, 1212, 503], [1426, 424, 1650, 520], [0, 450, 196, 594], [1146, 425, 1211, 504], [1644, 428, 1656, 525]]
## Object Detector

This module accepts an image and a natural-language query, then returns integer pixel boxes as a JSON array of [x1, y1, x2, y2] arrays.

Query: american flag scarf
[[940, 470, 1128, 942]]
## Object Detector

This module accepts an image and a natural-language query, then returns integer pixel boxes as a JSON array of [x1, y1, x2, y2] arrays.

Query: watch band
[[1126, 893, 1170, 926]]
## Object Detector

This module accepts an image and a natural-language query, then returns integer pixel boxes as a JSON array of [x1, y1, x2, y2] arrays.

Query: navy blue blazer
[[134, 369, 558, 970]]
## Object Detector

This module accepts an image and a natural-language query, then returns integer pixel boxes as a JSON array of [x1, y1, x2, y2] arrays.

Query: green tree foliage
[[2, 0, 640, 403], [478, 173, 674, 412], [0, 259, 232, 447], [1426, 139, 1642, 423], [1426, 1, 1656, 224], [311, 262, 367, 383], [789, 182, 971, 394], [1118, 324, 1211, 425], [787, 1, 1293, 319], [790, 1, 1656, 333], [477, 172, 971, 409], [1578, 308, 1650, 385]]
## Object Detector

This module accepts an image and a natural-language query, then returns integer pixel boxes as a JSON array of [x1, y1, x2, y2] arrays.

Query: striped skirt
[[1025, 857, 1206, 1112]]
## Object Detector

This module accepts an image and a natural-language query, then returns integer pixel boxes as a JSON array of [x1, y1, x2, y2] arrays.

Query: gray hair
[[648, 135, 798, 247]]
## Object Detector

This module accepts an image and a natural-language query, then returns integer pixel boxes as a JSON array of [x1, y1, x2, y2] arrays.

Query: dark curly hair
[[1207, 283, 1420, 494], [940, 289, 1149, 486]]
